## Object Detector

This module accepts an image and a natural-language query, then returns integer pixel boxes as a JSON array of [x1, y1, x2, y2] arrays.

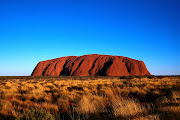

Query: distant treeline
[[0, 75, 179, 80]]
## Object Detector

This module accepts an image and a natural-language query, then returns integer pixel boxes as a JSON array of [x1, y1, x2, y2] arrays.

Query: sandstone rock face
[[31, 54, 151, 76]]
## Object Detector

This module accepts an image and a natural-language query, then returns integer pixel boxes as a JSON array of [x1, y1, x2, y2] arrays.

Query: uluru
[[31, 54, 151, 76]]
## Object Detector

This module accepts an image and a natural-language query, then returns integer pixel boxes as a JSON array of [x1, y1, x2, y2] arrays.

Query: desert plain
[[0, 76, 179, 120]]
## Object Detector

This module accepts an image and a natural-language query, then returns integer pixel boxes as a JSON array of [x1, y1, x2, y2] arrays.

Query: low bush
[[16, 108, 54, 120]]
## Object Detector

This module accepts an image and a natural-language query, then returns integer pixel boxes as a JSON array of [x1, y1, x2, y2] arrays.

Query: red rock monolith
[[31, 54, 151, 76]]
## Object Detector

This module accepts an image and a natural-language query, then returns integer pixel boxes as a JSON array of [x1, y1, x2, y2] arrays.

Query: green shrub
[[16, 108, 54, 120], [136, 75, 143, 79], [147, 75, 155, 79], [120, 76, 128, 79], [0, 92, 5, 99], [95, 74, 99, 78], [120, 75, 135, 80], [128, 75, 135, 79]]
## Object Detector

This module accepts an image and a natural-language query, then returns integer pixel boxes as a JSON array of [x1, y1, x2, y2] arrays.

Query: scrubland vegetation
[[0, 76, 179, 120]]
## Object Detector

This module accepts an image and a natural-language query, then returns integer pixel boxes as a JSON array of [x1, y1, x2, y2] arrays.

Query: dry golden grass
[[0, 76, 179, 120], [111, 96, 146, 117]]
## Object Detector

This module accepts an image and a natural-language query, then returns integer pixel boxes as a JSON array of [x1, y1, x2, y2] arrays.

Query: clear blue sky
[[0, 0, 179, 76]]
